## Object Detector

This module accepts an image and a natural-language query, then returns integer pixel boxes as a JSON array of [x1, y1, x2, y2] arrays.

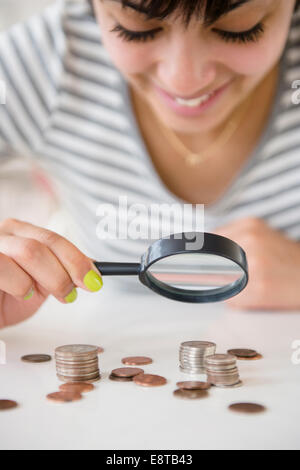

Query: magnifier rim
[[139, 232, 248, 303]]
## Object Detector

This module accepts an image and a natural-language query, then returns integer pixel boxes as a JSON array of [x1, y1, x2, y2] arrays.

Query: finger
[[3, 219, 103, 292], [0, 252, 33, 299], [0, 235, 76, 303]]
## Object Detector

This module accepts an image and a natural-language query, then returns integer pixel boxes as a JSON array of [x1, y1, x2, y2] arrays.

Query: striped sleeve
[[0, 0, 66, 157]]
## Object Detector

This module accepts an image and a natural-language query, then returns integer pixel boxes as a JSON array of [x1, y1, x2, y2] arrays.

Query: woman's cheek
[[100, 34, 153, 74], [217, 37, 286, 78]]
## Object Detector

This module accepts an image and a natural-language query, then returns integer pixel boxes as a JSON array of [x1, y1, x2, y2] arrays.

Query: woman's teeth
[[175, 93, 213, 108]]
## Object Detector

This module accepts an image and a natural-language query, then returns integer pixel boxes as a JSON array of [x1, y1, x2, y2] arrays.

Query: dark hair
[[90, 0, 300, 27]]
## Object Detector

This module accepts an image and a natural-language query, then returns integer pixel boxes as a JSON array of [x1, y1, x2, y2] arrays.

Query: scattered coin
[[0, 400, 18, 411], [59, 383, 94, 393], [133, 374, 167, 387], [122, 356, 153, 366], [176, 381, 211, 391], [21, 354, 52, 363], [227, 349, 258, 359], [46, 392, 82, 403], [111, 367, 144, 378], [109, 374, 132, 382], [173, 389, 209, 400], [229, 403, 266, 414]]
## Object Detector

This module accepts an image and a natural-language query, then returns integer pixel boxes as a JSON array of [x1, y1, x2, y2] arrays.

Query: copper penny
[[122, 356, 153, 366], [46, 392, 82, 403], [0, 400, 18, 410], [173, 389, 209, 400], [176, 381, 211, 391], [237, 354, 263, 361], [98, 347, 104, 354], [227, 349, 258, 359], [133, 374, 167, 387], [109, 374, 133, 382], [21, 354, 52, 363], [111, 367, 144, 378], [229, 403, 266, 414], [59, 383, 94, 393]]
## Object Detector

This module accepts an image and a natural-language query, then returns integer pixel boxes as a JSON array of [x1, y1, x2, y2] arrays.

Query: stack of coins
[[205, 354, 241, 388], [179, 341, 216, 375], [55, 345, 100, 383]]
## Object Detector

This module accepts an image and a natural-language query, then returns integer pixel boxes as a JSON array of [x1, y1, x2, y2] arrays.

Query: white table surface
[[0, 278, 299, 450]]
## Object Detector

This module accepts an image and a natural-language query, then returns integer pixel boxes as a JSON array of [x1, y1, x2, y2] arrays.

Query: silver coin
[[205, 354, 236, 365], [55, 345, 98, 357], [57, 374, 101, 383], [213, 380, 243, 389], [181, 341, 216, 349]]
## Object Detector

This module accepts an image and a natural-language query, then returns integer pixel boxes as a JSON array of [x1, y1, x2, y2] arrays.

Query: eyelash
[[110, 22, 265, 44]]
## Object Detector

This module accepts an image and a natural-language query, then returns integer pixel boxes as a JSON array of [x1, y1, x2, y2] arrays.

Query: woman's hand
[[214, 217, 300, 311], [0, 218, 103, 328]]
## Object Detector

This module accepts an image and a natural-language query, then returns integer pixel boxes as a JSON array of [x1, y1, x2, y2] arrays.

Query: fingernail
[[84, 270, 103, 292], [24, 288, 34, 301], [64, 288, 78, 304]]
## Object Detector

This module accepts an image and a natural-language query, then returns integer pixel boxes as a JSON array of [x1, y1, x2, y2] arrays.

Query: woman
[[0, 0, 299, 328]]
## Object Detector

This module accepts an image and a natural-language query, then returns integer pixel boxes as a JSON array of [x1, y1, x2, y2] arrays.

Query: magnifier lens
[[146, 253, 245, 291]]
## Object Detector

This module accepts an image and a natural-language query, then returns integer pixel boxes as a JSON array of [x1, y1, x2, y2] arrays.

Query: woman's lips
[[153, 81, 231, 117]]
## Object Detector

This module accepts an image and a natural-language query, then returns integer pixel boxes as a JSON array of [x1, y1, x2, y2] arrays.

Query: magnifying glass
[[94, 232, 248, 303]]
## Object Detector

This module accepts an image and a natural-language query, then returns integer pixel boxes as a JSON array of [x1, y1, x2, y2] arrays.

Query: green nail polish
[[65, 288, 78, 304], [84, 270, 103, 292], [24, 288, 34, 301]]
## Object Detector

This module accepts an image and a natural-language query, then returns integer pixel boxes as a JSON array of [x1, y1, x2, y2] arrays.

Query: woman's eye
[[214, 22, 265, 44], [110, 24, 162, 42], [110, 21, 265, 45]]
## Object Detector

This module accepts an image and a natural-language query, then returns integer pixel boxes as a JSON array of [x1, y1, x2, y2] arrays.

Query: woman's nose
[[156, 36, 216, 96]]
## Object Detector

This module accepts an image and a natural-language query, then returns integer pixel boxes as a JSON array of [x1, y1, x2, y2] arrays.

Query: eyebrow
[[104, 0, 254, 17]]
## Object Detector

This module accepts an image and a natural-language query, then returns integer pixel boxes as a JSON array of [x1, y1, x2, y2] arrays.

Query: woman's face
[[93, 0, 296, 135]]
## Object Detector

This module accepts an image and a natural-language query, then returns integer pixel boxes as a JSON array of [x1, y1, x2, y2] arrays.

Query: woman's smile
[[152, 80, 233, 118]]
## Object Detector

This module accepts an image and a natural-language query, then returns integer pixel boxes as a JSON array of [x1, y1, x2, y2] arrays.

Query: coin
[[111, 367, 144, 378], [176, 381, 211, 391], [59, 383, 94, 393], [55, 344, 100, 383], [109, 374, 133, 382], [21, 354, 52, 363], [236, 354, 263, 361], [0, 400, 18, 410], [98, 347, 104, 354], [181, 341, 216, 349], [179, 341, 216, 375], [227, 349, 258, 359], [55, 345, 98, 357], [46, 392, 82, 403], [213, 380, 243, 389], [121, 356, 153, 366], [229, 403, 266, 414], [57, 374, 101, 384], [133, 374, 167, 387], [173, 389, 209, 400]]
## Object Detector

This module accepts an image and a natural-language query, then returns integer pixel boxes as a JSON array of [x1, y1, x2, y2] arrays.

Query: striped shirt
[[0, 0, 300, 292]]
